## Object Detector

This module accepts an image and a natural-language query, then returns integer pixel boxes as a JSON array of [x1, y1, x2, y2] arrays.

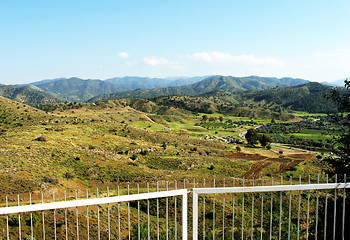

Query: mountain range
[[0, 75, 341, 114], [87, 75, 309, 102]]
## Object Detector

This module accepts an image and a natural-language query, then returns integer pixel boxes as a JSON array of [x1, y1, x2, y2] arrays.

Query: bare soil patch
[[224, 152, 266, 161], [286, 154, 313, 159]]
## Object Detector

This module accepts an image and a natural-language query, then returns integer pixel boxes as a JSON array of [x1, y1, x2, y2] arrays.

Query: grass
[[0, 98, 325, 198]]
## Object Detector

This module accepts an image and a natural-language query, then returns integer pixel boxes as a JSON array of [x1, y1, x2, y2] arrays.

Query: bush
[[43, 176, 59, 185], [64, 171, 76, 179], [34, 136, 48, 142]]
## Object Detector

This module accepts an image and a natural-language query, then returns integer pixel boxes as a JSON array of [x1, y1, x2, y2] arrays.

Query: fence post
[[192, 191, 198, 240], [182, 190, 189, 240]]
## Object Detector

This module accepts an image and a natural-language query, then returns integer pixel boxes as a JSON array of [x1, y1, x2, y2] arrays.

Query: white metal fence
[[192, 176, 350, 240], [0, 176, 349, 239], [0, 183, 188, 240]]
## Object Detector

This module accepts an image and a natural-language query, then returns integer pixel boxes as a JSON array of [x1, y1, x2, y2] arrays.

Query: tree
[[201, 115, 208, 122], [259, 134, 271, 147], [245, 128, 259, 146], [325, 79, 350, 174]]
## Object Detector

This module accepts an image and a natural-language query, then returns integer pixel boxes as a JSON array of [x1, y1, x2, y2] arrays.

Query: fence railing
[[0, 187, 188, 240], [0, 176, 349, 239], [192, 178, 350, 240]]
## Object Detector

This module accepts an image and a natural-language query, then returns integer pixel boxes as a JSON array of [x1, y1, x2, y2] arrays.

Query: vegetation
[[87, 75, 309, 102], [324, 79, 350, 174], [258, 116, 341, 150]]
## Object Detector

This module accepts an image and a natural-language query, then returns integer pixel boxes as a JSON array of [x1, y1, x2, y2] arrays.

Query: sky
[[1, 0, 350, 84]]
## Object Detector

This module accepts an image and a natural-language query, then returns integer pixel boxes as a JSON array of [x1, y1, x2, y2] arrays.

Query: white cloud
[[187, 51, 284, 67], [143, 56, 169, 66], [142, 56, 185, 70], [118, 52, 130, 58]]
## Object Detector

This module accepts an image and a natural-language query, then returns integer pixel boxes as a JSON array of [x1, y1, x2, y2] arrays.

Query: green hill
[[0, 85, 62, 105], [239, 82, 338, 113], [88, 76, 309, 102]]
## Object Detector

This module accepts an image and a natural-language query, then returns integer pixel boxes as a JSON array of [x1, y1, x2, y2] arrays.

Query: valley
[[0, 94, 327, 199]]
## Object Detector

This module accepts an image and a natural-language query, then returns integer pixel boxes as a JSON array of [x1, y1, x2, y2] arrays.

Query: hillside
[[29, 77, 123, 102], [88, 75, 309, 102], [0, 85, 62, 105], [239, 82, 338, 113], [0, 97, 320, 196], [23, 76, 208, 102], [0, 96, 48, 128]]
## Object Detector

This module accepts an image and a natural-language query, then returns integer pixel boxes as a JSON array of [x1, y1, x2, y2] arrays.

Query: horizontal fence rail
[[0, 176, 349, 239], [0, 185, 188, 240], [0, 189, 188, 215], [192, 179, 350, 240]]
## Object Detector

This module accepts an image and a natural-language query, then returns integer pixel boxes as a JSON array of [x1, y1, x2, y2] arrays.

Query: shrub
[[43, 176, 59, 185], [207, 164, 215, 170], [64, 171, 76, 179], [34, 136, 48, 142]]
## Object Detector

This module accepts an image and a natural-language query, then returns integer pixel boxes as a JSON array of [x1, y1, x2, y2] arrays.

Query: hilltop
[[238, 82, 337, 113], [88, 75, 309, 102], [0, 85, 62, 105]]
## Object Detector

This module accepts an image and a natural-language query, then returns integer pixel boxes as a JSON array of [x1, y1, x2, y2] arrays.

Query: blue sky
[[1, 0, 350, 84]]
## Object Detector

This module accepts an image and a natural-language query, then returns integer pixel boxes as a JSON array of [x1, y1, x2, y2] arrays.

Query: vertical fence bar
[[315, 175, 320, 240], [138, 184, 141, 240], [30, 193, 34, 240], [278, 176, 283, 240], [42, 192, 46, 240], [269, 177, 274, 240], [182, 188, 188, 240], [241, 178, 245, 240], [96, 188, 100, 240], [193, 191, 199, 240], [147, 182, 150, 240], [203, 179, 206, 240], [222, 178, 226, 240], [213, 178, 216, 240], [174, 180, 178, 240], [157, 181, 160, 240], [76, 189, 79, 240], [342, 174, 346, 240], [166, 181, 169, 240], [232, 178, 235, 240], [251, 178, 255, 240], [118, 186, 121, 240], [260, 178, 264, 240], [64, 191, 68, 240], [297, 176, 301, 240], [128, 184, 131, 240], [17, 195, 21, 240], [333, 174, 337, 240], [288, 176, 292, 240], [107, 187, 111, 240], [324, 174, 329, 240], [306, 176, 311, 240], [86, 189, 90, 240], [6, 196, 9, 240], [53, 192, 57, 240]]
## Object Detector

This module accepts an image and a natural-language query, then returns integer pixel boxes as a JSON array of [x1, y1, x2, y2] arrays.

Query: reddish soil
[[286, 154, 313, 159], [244, 161, 273, 178], [224, 152, 266, 161], [243, 157, 304, 178], [222, 150, 311, 178]]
